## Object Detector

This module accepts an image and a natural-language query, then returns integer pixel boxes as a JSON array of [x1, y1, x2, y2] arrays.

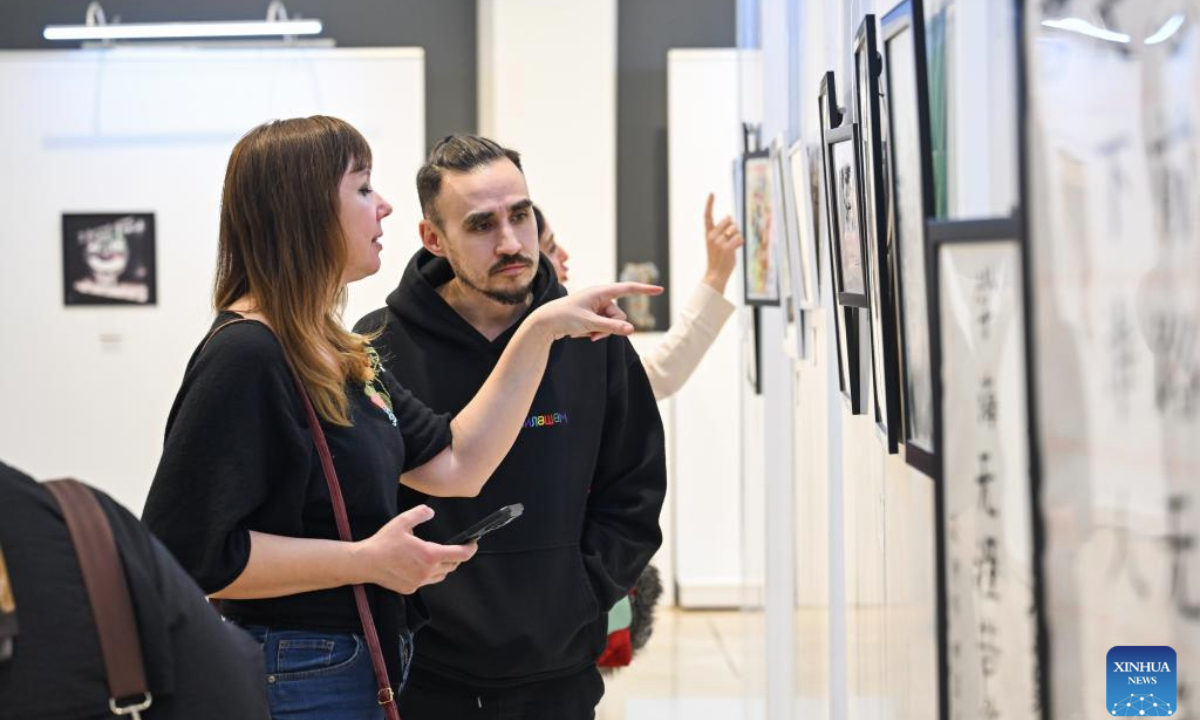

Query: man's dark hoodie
[[354, 250, 666, 690]]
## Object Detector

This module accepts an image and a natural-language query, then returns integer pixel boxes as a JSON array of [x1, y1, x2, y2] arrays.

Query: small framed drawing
[[882, 0, 939, 476], [931, 217, 1037, 720], [773, 137, 804, 359], [819, 71, 868, 414], [742, 149, 781, 306], [855, 14, 902, 454], [787, 140, 822, 312], [823, 126, 869, 309], [62, 213, 157, 307]]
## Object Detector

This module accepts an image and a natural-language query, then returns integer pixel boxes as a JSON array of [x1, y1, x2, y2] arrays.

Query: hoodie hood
[[384, 249, 565, 352]]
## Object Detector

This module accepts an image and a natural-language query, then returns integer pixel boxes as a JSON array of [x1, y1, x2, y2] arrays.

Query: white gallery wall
[[667, 49, 748, 607], [0, 48, 425, 512], [477, 0, 618, 293]]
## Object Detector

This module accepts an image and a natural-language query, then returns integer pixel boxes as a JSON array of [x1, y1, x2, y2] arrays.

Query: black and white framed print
[[855, 14, 903, 454], [931, 218, 1038, 720], [826, 125, 870, 310], [1028, 3, 1200, 717], [819, 72, 869, 309], [882, 0, 938, 476], [819, 71, 868, 414], [742, 149, 781, 306], [62, 213, 157, 307]]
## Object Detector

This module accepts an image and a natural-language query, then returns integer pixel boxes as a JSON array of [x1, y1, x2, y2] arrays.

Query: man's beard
[[455, 255, 535, 306]]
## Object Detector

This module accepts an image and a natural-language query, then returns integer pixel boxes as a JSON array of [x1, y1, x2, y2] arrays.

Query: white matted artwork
[[773, 138, 802, 359], [939, 237, 1038, 720], [787, 141, 821, 313], [1028, 1, 1200, 715]]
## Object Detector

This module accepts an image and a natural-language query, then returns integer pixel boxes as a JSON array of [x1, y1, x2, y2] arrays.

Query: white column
[[477, 0, 618, 291]]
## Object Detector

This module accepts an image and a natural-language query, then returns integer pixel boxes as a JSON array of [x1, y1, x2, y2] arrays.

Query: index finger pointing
[[598, 282, 664, 302], [704, 193, 715, 232]]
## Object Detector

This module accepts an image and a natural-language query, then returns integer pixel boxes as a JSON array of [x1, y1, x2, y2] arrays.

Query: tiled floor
[[596, 608, 766, 720]]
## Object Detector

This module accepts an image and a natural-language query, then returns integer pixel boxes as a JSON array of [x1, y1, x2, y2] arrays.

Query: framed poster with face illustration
[[855, 14, 903, 454], [881, 0, 938, 476], [62, 213, 157, 307], [819, 71, 868, 414], [742, 149, 781, 306]]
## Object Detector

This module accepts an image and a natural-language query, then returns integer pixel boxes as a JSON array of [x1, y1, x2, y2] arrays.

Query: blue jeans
[[242, 626, 414, 720]]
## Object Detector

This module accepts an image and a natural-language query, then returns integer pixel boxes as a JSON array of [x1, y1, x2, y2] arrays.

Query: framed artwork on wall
[[742, 148, 781, 306], [62, 213, 157, 307], [931, 217, 1039, 720], [1028, 3, 1200, 718], [819, 72, 869, 310], [855, 14, 903, 454], [826, 125, 870, 310], [787, 140, 822, 312], [881, 0, 939, 477], [773, 138, 806, 359], [819, 71, 868, 414]]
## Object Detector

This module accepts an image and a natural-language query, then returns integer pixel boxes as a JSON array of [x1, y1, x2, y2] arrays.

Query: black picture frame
[[855, 14, 903, 454], [824, 122, 870, 310], [743, 306, 763, 395], [819, 71, 868, 415], [742, 149, 781, 306], [62, 213, 157, 307], [881, 0, 939, 477], [929, 216, 1042, 720]]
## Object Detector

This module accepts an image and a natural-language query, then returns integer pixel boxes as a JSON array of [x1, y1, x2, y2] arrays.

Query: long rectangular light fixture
[[44, 19, 322, 41]]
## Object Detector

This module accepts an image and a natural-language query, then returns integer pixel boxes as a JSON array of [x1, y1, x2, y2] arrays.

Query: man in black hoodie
[[354, 135, 666, 719]]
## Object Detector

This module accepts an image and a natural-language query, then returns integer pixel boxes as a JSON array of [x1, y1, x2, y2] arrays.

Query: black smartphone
[[446, 504, 524, 545]]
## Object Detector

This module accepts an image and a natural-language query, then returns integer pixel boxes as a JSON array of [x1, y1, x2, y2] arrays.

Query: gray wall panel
[[618, 0, 736, 325]]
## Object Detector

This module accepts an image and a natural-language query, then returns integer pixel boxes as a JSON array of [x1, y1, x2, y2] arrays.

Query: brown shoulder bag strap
[[205, 316, 401, 719], [288, 370, 401, 719], [44, 479, 153, 719]]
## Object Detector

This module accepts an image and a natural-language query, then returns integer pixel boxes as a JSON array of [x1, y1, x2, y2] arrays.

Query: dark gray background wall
[[617, 0, 737, 326], [0, 0, 477, 142]]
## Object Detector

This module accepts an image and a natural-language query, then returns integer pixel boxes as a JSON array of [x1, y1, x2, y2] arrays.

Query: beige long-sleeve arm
[[642, 282, 736, 400]]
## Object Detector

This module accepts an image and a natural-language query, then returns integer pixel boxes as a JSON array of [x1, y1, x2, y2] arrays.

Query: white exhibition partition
[[0, 48, 426, 512], [667, 49, 748, 607], [477, 0, 617, 293]]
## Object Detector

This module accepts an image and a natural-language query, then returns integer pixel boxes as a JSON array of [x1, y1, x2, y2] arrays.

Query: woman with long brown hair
[[142, 116, 658, 720]]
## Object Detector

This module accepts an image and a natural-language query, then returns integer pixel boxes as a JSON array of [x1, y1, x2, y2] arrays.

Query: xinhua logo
[[1108, 646, 1177, 716]]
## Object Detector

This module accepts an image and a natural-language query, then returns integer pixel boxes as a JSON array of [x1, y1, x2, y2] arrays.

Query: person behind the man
[[355, 135, 666, 718]]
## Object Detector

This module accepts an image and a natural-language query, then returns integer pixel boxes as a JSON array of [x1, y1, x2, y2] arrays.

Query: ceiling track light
[[43, 1, 324, 43]]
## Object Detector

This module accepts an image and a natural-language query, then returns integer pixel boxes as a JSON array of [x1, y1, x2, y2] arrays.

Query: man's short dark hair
[[417, 135, 523, 228], [532, 204, 546, 239]]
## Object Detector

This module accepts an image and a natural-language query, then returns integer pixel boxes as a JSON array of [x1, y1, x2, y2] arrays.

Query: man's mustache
[[489, 255, 534, 274]]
